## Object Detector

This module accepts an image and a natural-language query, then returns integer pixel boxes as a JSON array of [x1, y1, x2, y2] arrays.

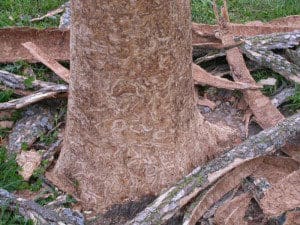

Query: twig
[[126, 113, 300, 225], [22, 42, 70, 83], [271, 87, 295, 107]]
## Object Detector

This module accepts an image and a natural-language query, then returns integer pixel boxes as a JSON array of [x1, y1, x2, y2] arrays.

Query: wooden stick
[[22, 42, 70, 83], [126, 113, 300, 225], [0, 85, 68, 110]]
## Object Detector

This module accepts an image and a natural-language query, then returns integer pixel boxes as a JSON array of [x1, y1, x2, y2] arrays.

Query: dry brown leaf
[[260, 169, 300, 217], [214, 193, 251, 225], [16, 150, 42, 181]]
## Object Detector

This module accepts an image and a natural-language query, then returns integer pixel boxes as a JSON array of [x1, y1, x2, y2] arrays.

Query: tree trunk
[[48, 0, 236, 213]]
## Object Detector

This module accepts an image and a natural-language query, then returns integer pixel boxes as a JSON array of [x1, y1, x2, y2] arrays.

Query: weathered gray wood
[[240, 31, 300, 84], [0, 85, 68, 110], [126, 113, 300, 225], [0, 188, 84, 225], [271, 87, 295, 107]]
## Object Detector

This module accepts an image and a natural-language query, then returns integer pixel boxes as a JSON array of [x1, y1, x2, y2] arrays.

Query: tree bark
[[48, 0, 236, 213]]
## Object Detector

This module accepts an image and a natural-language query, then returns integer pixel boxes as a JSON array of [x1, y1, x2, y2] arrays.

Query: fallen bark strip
[[22, 42, 70, 83], [214, 193, 251, 225], [193, 64, 262, 90], [266, 15, 300, 27], [0, 70, 57, 90], [214, 8, 285, 129], [0, 27, 69, 63], [182, 156, 299, 225], [0, 188, 84, 225], [126, 113, 300, 225], [30, 2, 67, 22], [260, 169, 300, 217], [0, 85, 68, 110]]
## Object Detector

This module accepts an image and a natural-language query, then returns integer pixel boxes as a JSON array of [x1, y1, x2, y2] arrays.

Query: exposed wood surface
[[22, 42, 70, 83], [126, 113, 300, 225]]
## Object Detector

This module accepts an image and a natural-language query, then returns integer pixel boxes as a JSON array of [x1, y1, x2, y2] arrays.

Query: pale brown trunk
[[49, 0, 236, 212]]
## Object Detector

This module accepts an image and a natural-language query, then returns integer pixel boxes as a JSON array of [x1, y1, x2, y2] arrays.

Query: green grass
[[191, 0, 300, 24], [0, 0, 68, 28]]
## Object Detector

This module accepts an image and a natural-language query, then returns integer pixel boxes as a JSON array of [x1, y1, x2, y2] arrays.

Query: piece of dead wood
[[182, 156, 299, 225], [193, 64, 262, 90], [212, 1, 285, 129], [192, 23, 300, 48], [30, 3, 68, 22], [0, 27, 69, 63], [126, 113, 300, 225], [0, 85, 68, 111], [16, 150, 42, 181], [22, 42, 70, 83], [214, 193, 251, 225], [0, 188, 84, 225], [260, 169, 300, 217], [0, 85, 33, 96], [0, 70, 57, 90], [240, 31, 300, 84]]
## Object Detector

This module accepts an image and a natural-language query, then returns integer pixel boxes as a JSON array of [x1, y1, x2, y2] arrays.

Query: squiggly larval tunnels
[[47, 0, 238, 212]]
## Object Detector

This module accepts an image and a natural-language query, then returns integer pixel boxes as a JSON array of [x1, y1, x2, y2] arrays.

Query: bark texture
[[50, 0, 235, 212]]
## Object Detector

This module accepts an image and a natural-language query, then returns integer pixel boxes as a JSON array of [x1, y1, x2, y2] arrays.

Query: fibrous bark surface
[[0, 28, 69, 63], [49, 0, 237, 213]]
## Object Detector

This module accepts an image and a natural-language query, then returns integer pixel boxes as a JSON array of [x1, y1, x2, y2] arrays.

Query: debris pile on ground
[[0, 0, 299, 224]]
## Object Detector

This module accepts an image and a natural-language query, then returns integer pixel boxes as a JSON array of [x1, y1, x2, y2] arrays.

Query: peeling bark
[[127, 113, 300, 225], [260, 169, 300, 217]]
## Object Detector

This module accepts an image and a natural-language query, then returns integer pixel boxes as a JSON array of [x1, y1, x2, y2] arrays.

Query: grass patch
[[0, 206, 33, 225], [0, 0, 68, 29], [191, 0, 300, 24]]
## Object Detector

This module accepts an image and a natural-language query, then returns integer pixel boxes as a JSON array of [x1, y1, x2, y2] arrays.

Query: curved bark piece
[[126, 113, 300, 225], [214, 193, 251, 225], [182, 156, 299, 225], [0, 27, 69, 63], [260, 169, 300, 217], [193, 64, 262, 90]]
